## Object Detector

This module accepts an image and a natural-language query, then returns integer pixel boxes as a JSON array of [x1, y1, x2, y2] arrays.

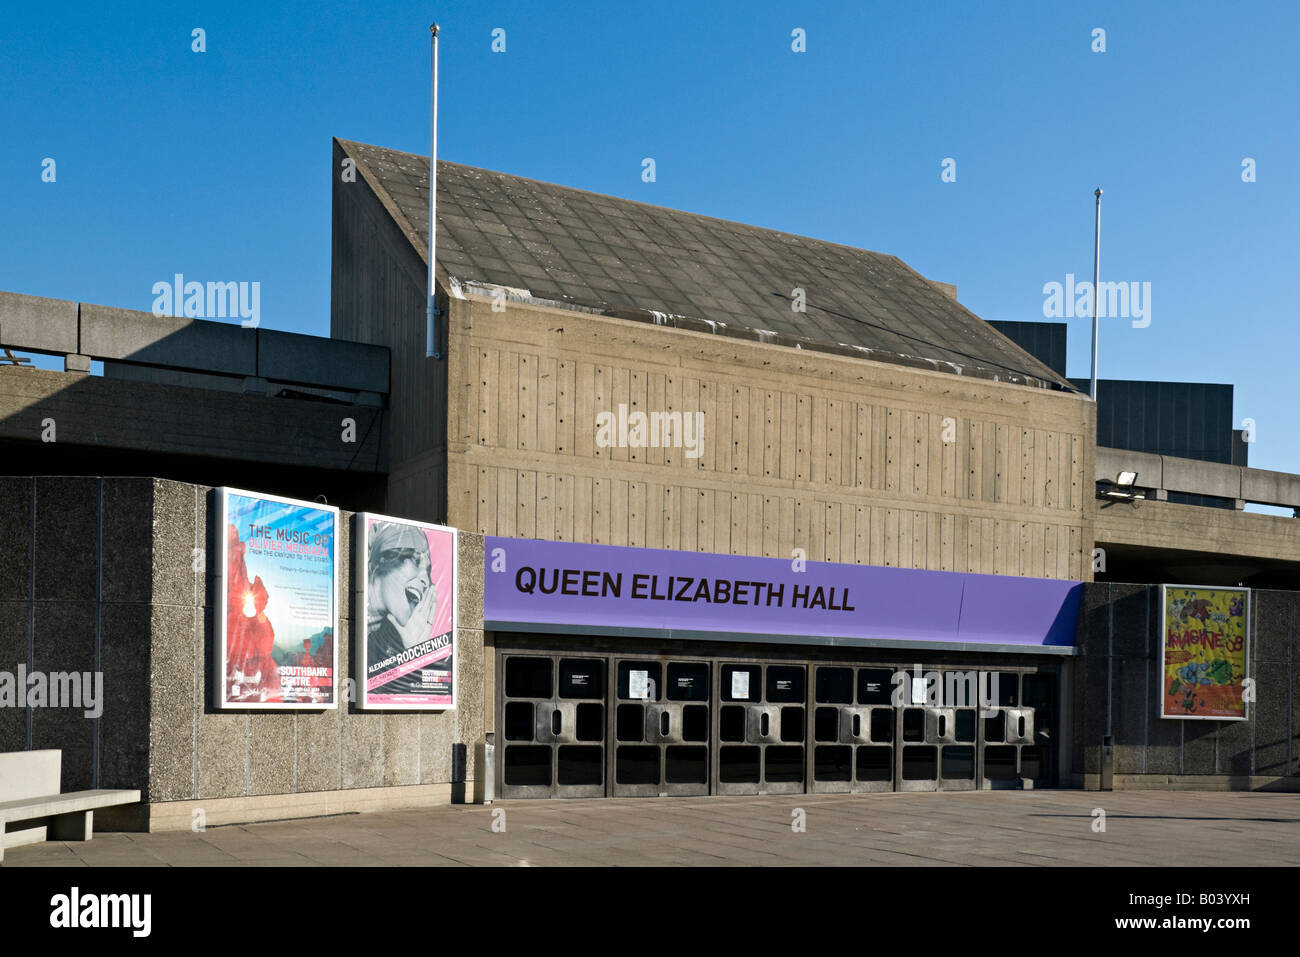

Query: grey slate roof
[[339, 138, 1075, 391]]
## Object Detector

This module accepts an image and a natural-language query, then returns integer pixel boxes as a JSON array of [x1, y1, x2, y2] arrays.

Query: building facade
[[0, 139, 1297, 831]]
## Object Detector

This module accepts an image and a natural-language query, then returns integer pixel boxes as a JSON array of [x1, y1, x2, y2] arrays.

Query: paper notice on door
[[731, 671, 750, 700], [910, 675, 927, 705], [629, 670, 649, 701]]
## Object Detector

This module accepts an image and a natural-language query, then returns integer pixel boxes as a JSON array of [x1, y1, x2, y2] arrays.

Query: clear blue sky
[[4, 1, 1298, 476]]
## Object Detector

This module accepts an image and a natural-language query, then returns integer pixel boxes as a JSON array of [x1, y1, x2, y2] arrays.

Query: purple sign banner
[[485, 538, 1081, 649]]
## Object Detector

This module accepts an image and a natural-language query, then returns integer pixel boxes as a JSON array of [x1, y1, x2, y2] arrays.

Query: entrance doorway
[[496, 645, 1060, 799]]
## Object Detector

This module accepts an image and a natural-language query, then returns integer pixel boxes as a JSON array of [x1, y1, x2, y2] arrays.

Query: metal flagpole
[[1089, 187, 1102, 400], [426, 23, 442, 360]]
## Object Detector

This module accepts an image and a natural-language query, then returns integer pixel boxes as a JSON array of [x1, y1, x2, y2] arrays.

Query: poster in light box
[[217, 488, 338, 709], [358, 513, 457, 710]]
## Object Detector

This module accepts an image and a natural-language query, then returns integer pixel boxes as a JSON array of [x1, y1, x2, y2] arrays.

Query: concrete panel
[[1095, 448, 1162, 487], [249, 714, 296, 796], [1074, 583, 1111, 657], [456, 629, 485, 759], [337, 512, 352, 629], [380, 714, 421, 786], [294, 706, 341, 792], [1113, 657, 1148, 773], [100, 478, 154, 604], [418, 711, 455, 785], [1069, 661, 1085, 775], [197, 487, 211, 615], [34, 477, 98, 602], [1095, 497, 1300, 566], [1110, 584, 1151, 658], [1241, 467, 1300, 509], [197, 709, 248, 799], [0, 602, 29, 752], [1216, 715, 1253, 776], [0, 291, 79, 355], [29, 602, 97, 791], [1254, 661, 1291, 777], [0, 368, 387, 472], [1290, 664, 1300, 778], [257, 328, 388, 393], [99, 603, 152, 791], [1182, 721, 1217, 774], [441, 298, 1092, 579], [1080, 655, 1109, 773], [150, 604, 201, 802], [1094, 448, 1300, 507], [79, 302, 256, 375], [0, 478, 32, 601], [152, 479, 199, 608], [339, 711, 384, 789], [1252, 589, 1291, 662], [1144, 685, 1182, 774], [103, 362, 243, 393], [1161, 456, 1241, 501], [458, 533, 484, 632]]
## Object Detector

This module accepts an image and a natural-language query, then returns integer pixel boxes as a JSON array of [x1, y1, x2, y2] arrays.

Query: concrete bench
[[0, 750, 140, 863]]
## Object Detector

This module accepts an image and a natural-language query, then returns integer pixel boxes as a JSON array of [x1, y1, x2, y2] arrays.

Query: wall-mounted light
[[1098, 469, 1143, 502]]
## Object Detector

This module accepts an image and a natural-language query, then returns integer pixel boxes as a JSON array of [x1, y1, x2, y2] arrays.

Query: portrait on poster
[[357, 513, 457, 710]]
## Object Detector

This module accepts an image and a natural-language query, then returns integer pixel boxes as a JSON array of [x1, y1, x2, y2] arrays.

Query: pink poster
[[359, 514, 457, 709]]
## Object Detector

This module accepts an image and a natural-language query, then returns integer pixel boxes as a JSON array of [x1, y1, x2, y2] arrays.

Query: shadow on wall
[[0, 477, 486, 818], [0, 291, 391, 502], [1073, 582, 1299, 786]]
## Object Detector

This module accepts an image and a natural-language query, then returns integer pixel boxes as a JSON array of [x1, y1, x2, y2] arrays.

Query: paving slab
[[2, 790, 1298, 866]]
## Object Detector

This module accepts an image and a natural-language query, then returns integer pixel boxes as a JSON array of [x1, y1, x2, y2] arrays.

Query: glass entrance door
[[611, 658, 712, 796], [714, 662, 806, 795], [497, 646, 1061, 799], [895, 669, 980, 792], [982, 670, 1055, 789], [500, 654, 607, 798], [811, 665, 895, 793]]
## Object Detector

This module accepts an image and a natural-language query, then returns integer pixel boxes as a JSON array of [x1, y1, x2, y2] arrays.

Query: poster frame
[[355, 512, 458, 712], [1158, 582, 1250, 722], [215, 486, 340, 711]]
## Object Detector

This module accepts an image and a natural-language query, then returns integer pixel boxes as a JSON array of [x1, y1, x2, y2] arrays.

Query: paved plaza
[[5, 789, 1298, 867]]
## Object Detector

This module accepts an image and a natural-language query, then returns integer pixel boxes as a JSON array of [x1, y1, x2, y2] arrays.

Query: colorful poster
[[217, 489, 338, 709], [358, 514, 457, 710], [1160, 585, 1249, 720]]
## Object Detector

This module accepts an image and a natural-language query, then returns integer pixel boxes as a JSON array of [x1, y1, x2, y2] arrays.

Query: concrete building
[[1, 139, 1298, 829], [992, 318, 1251, 507]]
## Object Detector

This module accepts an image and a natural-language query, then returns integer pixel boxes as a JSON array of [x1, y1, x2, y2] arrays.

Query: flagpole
[[1089, 187, 1102, 400], [426, 22, 442, 360]]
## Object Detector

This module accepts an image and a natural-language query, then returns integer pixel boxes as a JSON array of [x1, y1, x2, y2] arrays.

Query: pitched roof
[[338, 138, 1075, 391]]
